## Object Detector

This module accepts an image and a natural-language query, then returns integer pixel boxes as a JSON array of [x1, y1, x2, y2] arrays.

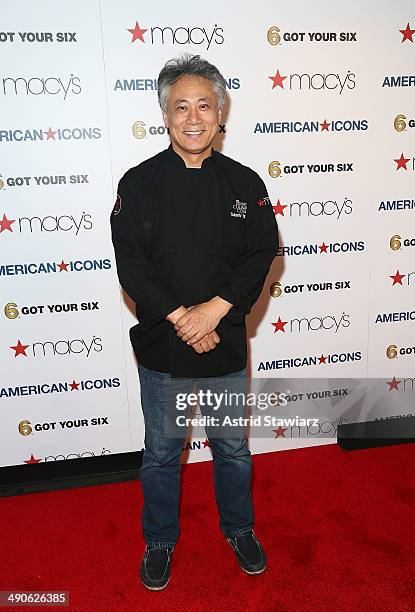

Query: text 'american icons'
[[0, 126, 101, 142], [1, 377, 120, 399], [0, 258, 111, 276]]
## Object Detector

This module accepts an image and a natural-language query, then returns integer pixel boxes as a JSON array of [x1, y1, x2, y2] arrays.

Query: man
[[110, 54, 279, 590]]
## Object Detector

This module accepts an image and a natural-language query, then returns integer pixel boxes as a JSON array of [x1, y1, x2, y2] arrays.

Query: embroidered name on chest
[[230, 200, 247, 219], [257, 196, 271, 207]]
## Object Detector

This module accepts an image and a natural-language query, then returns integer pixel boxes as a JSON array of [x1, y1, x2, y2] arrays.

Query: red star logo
[[271, 317, 288, 333], [318, 354, 327, 364], [320, 119, 330, 131], [24, 454, 42, 464], [272, 198, 287, 215], [399, 23, 415, 43], [69, 380, 80, 391], [44, 126, 57, 140], [387, 377, 401, 391], [0, 213, 15, 233], [58, 259, 69, 271], [394, 153, 410, 170], [127, 21, 148, 43], [390, 270, 405, 286], [319, 242, 328, 253], [268, 70, 287, 89], [10, 339, 29, 357], [202, 438, 211, 448], [273, 426, 287, 438]]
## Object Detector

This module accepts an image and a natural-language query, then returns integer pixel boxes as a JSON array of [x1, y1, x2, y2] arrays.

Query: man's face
[[162, 74, 222, 158]]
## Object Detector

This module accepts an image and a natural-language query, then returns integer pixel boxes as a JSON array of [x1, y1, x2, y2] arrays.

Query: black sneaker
[[226, 530, 266, 574], [140, 545, 174, 590]]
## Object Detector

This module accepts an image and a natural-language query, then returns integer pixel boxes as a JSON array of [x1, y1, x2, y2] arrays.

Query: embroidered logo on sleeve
[[112, 194, 122, 215], [230, 199, 247, 219], [257, 196, 271, 207]]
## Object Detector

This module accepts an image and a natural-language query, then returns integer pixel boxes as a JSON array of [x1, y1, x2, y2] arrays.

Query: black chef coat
[[110, 144, 279, 378]]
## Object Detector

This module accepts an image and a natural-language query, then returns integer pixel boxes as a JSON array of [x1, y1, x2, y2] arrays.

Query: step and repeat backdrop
[[1, 0, 414, 468]]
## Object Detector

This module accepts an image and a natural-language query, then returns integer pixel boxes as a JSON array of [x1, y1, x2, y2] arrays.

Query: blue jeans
[[138, 364, 254, 548]]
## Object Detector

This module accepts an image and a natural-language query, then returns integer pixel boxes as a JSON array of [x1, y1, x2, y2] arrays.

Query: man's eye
[[200, 104, 210, 110], [177, 106, 187, 111]]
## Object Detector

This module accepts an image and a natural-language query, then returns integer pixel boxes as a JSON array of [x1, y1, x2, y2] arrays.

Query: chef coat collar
[[166, 142, 218, 171]]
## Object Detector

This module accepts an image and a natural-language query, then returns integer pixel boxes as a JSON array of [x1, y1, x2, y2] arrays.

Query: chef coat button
[[215, 209, 220, 214], [169, 246, 175, 254], [210, 249, 216, 256]]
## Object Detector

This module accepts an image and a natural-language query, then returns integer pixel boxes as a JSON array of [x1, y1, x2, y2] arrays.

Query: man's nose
[[186, 107, 201, 124]]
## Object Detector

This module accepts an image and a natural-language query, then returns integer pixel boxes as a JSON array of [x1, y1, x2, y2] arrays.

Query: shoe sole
[[226, 536, 267, 576], [140, 576, 170, 591], [241, 564, 267, 575]]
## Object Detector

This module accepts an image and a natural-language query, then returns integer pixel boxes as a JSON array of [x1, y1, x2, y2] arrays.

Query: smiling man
[[110, 54, 279, 591]]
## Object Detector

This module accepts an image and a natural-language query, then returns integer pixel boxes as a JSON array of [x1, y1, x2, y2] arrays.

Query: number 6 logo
[[4, 302, 19, 319]]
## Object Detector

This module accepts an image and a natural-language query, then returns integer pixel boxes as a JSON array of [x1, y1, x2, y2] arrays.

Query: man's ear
[[162, 111, 169, 128], [218, 107, 223, 124]]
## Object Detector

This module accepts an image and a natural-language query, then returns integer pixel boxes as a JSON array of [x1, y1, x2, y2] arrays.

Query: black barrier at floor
[[337, 416, 415, 450], [2, 416, 415, 497], [0, 450, 144, 498]]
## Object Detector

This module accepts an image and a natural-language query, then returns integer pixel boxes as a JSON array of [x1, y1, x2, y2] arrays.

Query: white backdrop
[[1, 0, 414, 467]]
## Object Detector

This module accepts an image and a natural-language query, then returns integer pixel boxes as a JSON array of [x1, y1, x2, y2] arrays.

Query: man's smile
[[183, 129, 205, 136]]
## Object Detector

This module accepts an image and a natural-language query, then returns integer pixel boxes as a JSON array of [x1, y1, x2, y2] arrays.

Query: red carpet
[[1, 443, 414, 611]]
